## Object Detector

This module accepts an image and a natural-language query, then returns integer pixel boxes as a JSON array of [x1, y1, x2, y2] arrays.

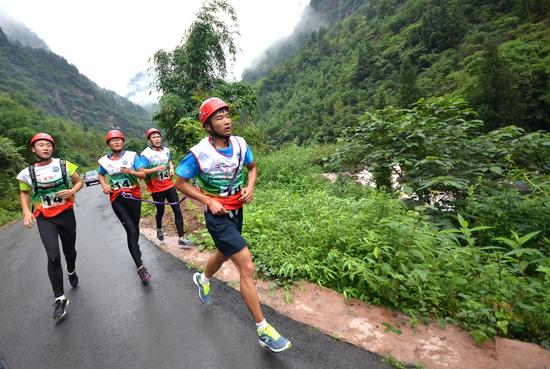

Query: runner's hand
[[120, 166, 131, 174], [156, 165, 167, 172], [239, 186, 254, 204], [23, 212, 34, 228], [102, 184, 112, 194], [207, 198, 228, 215], [55, 189, 74, 199]]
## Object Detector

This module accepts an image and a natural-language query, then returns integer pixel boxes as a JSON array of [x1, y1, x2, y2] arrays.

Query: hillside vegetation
[[235, 0, 550, 347], [245, 0, 550, 143], [0, 28, 152, 137], [0, 92, 107, 225]]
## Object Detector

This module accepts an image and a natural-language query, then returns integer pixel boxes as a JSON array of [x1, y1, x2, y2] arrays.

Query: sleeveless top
[[16, 158, 77, 218], [141, 146, 174, 193], [98, 151, 142, 202], [189, 136, 247, 210]]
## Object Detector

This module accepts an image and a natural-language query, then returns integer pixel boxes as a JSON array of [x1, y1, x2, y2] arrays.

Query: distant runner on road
[[175, 97, 292, 353], [97, 130, 151, 282], [16, 133, 84, 321], [139, 128, 191, 249]]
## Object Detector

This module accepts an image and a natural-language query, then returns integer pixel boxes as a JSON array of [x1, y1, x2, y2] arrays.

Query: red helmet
[[145, 128, 161, 139], [30, 133, 55, 147], [105, 129, 125, 144], [199, 97, 229, 125]]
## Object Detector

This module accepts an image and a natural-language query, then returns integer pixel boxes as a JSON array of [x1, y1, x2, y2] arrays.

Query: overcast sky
[[0, 0, 308, 103]]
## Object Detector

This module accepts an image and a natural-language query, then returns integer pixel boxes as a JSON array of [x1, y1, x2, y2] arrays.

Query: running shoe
[[52, 298, 69, 321], [178, 237, 192, 249], [192, 272, 210, 304], [66, 266, 78, 288], [257, 324, 292, 353], [156, 228, 164, 241], [137, 265, 152, 282]]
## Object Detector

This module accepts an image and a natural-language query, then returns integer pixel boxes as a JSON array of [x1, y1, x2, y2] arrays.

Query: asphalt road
[[0, 185, 391, 369]]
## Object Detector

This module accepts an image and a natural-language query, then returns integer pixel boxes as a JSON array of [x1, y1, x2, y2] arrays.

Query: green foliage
[[468, 39, 521, 130], [248, 0, 550, 145], [124, 137, 145, 153], [338, 97, 548, 184], [334, 97, 484, 204], [0, 92, 107, 225], [242, 144, 549, 345], [0, 136, 25, 224], [153, 0, 258, 150], [331, 97, 550, 254], [383, 356, 407, 369]]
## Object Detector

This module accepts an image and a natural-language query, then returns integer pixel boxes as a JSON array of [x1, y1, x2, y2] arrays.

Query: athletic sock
[[199, 273, 209, 285], [55, 295, 66, 301], [255, 319, 268, 331]]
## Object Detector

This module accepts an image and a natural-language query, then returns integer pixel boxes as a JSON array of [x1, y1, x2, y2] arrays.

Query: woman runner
[[97, 130, 151, 282]]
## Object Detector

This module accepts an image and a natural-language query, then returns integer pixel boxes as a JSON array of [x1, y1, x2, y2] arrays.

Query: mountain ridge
[[246, 0, 550, 144], [0, 24, 151, 137]]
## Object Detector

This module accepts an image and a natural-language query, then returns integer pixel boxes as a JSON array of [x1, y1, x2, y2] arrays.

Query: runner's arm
[[98, 174, 111, 194], [56, 171, 84, 199], [122, 154, 146, 179], [138, 165, 167, 175], [120, 166, 146, 179], [175, 177, 227, 215], [239, 162, 257, 204], [19, 189, 34, 228], [169, 160, 175, 177]]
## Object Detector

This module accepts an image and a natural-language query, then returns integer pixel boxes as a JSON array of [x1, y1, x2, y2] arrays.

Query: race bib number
[[158, 170, 170, 181], [111, 178, 132, 190], [41, 193, 66, 208]]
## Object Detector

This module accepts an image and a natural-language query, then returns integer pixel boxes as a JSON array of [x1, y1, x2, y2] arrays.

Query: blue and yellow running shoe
[[192, 272, 210, 304], [257, 323, 292, 353]]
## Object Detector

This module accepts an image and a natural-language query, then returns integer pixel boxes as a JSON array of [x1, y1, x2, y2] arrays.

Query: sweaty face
[[207, 109, 232, 138], [32, 140, 54, 159], [108, 137, 125, 152], [148, 132, 162, 147]]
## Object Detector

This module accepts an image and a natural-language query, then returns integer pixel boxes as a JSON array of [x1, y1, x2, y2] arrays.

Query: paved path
[[0, 185, 390, 369]]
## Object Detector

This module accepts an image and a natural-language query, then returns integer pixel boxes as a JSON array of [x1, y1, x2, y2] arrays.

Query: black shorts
[[204, 208, 246, 257]]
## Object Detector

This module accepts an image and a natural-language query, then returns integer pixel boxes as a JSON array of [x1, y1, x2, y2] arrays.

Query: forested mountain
[[0, 27, 151, 137], [245, 0, 550, 144], [242, 0, 365, 83]]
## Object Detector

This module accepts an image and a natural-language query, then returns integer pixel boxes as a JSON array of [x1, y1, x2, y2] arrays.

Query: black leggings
[[111, 195, 142, 268], [37, 209, 77, 298], [151, 187, 184, 237]]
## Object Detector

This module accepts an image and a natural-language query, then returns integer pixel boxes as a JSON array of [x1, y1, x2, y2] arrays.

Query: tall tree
[[153, 0, 256, 150], [397, 58, 420, 107], [473, 40, 520, 131]]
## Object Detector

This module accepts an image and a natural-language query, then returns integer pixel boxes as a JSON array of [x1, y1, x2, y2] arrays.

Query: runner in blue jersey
[[175, 97, 291, 353]]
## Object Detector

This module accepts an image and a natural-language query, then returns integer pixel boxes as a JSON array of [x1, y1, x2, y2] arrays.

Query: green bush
[[243, 144, 549, 345], [0, 136, 25, 225]]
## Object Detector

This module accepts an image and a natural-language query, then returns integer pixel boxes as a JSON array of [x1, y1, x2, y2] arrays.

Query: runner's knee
[[240, 261, 255, 279]]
